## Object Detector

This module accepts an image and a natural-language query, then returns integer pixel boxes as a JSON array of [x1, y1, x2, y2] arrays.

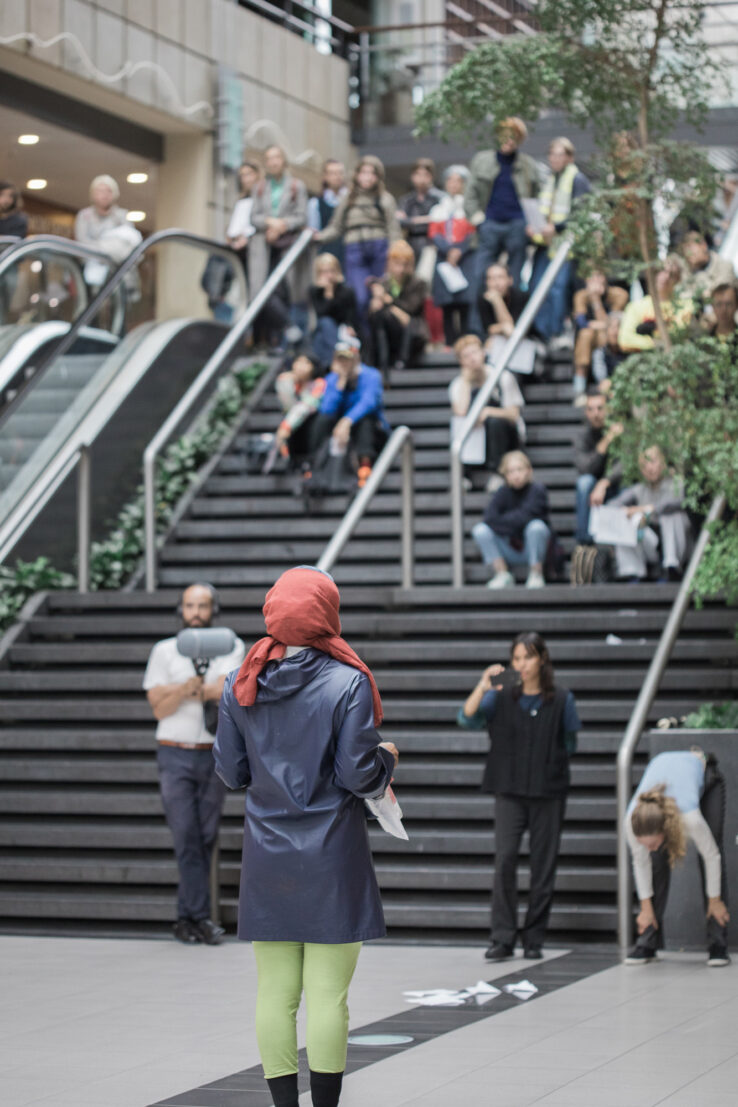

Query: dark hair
[[0, 182, 21, 211], [412, 157, 435, 177], [509, 632, 555, 703], [282, 349, 319, 376], [321, 158, 344, 191], [585, 385, 604, 398]]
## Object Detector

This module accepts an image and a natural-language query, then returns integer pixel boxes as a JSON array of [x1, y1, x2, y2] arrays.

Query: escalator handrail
[[22, 229, 248, 391], [143, 226, 315, 590], [0, 234, 115, 278]]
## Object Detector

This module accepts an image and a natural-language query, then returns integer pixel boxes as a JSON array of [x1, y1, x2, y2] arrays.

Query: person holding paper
[[449, 334, 525, 491], [624, 749, 730, 966], [471, 450, 550, 589], [478, 262, 529, 341], [428, 165, 477, 346], [457, 631, 580, 960], [214, 566, 398, 1107], [608, 446, 691, 581], [573, 389, 623, 544]]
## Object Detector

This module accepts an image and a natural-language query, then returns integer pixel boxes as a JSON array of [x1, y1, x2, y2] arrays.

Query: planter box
[[646, 729, 738, 951]]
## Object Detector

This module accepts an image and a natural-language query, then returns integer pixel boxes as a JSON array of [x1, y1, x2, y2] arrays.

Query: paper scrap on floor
[[503, 980, 538, 1000], [403, 981, 502, 1007]]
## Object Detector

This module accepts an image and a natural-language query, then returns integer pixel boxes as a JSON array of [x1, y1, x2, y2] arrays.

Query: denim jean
[[468, 218, 528, 335], [529, 248, 571, 341], [311, 315, 339, 370], [575, 473, 597, 544], [157, 745, 225, 920], [344, 238, 388, 323], [472, 518, 550, 568]]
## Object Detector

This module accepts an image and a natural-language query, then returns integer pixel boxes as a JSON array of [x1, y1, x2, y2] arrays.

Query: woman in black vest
[[458, 632, 580, 961]]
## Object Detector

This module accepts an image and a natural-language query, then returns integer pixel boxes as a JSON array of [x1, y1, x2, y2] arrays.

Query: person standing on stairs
[[143, 583, 245, 945], [458, 632, 580, 962], [214, 566, 399, 1107]]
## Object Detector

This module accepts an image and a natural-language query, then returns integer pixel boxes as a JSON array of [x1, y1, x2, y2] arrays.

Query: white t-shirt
[[143, 635, 246, 745], [448, 369, 526, 442], [227, 197, 255, 240]]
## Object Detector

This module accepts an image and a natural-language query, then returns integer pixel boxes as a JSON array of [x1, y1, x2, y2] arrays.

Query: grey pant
[[157, 745, 225, 921], [614, 511, 689, 578]]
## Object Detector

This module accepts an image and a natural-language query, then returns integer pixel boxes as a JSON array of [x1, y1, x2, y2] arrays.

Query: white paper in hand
[[365, 786, 409, 840], [437, 261, 469, 293], [590, 505, 641, 547]]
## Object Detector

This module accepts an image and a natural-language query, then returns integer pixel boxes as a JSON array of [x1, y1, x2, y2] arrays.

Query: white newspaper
[[489, 334, 537, 375], [436, 261, 469, 293], [521, 197, 548, 234], [450, 415, 486, 465], [590, 505, 641, 547], [365, 786, 409, 840]]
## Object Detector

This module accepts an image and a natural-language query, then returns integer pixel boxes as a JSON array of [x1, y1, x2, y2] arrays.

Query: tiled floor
[[1, 935, 736, 1107]]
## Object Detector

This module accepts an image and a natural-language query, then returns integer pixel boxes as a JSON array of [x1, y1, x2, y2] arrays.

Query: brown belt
[[158, 740, 214, 751]]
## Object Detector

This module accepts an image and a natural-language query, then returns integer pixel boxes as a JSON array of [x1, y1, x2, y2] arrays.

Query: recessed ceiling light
[[18, 134, 40, 145], [126, 172, 148, 184], [127, 210, 146, 222], [26, 179, 47, 190]]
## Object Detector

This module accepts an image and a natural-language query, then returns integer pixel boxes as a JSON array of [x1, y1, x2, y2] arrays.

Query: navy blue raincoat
[[214, 647, 394, 943]]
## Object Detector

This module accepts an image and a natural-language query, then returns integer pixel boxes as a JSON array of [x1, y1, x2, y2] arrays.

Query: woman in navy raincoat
[[214, 566, 398, 1107]]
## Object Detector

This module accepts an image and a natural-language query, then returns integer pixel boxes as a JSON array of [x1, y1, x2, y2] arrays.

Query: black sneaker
[[173, 918, 201, 944], [707, 944, 731, 967], [192, 917, 225, 945], [484, 942, 514, 961], [624, 947, 657, 965], [523, 946, 543, 960]]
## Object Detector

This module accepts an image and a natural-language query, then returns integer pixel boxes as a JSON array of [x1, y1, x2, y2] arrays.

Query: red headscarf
[[232, 566, 383, 725]]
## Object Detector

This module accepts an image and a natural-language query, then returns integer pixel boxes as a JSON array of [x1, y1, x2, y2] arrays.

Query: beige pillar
[[154, 132, 215, 321]]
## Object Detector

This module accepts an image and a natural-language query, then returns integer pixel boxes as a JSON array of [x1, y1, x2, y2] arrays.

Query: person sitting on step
[[608, 446, 691, 582], [472, 450, 550, 589], [275, 351, 326, 468], [449, 333, 525, 493], [367, 239, 429, 379], [573, 387, 623, 545], [307, 337, 390, 490], [624, 748, 730, 968], [458, 632, 580, 962], [309, 253, 360, 373], [571, 268, 630, 402]]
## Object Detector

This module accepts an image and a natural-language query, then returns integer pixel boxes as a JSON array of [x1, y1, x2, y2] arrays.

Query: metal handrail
[[143, 227, 315, 591], [616, 493, 727, 953], [0, 234, 114, 280], [316, 425, 415, 587], [449, 238, 572, 586], [17, 228, 247, 393]]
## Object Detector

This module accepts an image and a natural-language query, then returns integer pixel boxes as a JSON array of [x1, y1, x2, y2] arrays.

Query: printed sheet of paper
[[450, 415, 486, 465], [521, 198, 547, 234], [590, 505, 641, 547], [436, 261, 469, 293]]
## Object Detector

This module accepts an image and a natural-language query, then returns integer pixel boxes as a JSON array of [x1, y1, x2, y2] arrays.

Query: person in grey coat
[[609, 446, 691, 580], [214, 566, 398, 1107]]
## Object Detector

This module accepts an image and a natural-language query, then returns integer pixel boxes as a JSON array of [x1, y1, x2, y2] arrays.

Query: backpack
[[570, 544, 615, 585], [301, 439, 357, 502]]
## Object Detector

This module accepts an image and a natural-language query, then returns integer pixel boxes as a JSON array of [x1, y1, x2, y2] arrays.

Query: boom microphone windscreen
[[176, 627, 236, 660]]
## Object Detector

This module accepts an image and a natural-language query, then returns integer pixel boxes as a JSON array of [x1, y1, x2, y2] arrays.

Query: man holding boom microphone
[[144, 583, 245, 944]]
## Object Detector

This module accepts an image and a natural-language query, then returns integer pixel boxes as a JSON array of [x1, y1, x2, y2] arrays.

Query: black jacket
[[481, 686, 571, 797], [483, 481, 549, 540]]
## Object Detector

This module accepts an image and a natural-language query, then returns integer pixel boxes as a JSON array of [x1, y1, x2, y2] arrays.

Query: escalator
[[0, 231, 249, 569]]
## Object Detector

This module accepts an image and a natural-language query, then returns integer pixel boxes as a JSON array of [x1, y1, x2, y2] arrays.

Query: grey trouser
[[614, 511, 689, 578]]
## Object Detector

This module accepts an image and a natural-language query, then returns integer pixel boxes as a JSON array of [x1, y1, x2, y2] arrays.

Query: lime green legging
[[252, 940, 362, 1078]]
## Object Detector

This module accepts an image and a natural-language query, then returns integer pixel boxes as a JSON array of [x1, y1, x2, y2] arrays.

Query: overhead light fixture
[[126, 172, 148, 184], [18, 134, 40, 145], [26, 179, 47, 190], [127, 210, 146, 222], [30, 260, 43, 273]]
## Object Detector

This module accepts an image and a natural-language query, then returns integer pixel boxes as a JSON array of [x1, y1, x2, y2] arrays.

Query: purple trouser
[[344, 238, 388, 323]]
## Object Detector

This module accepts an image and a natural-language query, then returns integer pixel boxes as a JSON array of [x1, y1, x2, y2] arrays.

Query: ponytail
[[631, 785, 687, 867]]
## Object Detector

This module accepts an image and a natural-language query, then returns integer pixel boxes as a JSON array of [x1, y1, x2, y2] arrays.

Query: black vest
[[481, 686, 570, 798], [318, 195, 335, 229]]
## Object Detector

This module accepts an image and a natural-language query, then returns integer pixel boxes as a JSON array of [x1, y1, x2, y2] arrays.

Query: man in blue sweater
[[308, 338, 390, 488], [465, 117, 539, 335]]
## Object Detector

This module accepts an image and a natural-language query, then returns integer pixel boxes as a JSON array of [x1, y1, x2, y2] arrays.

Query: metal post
[[401, 436, 415, 589], [616, 494, 726, 955], [209, 839, 221, 928], [450, 240, 571, 586], [76, 446, 91, 594]]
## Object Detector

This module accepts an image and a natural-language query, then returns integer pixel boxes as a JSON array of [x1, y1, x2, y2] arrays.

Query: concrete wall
[[0, 0, 355, 234]]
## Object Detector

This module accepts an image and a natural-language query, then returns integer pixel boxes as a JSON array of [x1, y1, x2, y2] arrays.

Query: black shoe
[[523, 946, 543, 960], [624, 946, 657, 965], [173, 918, 201, 944], [192, 917, 225, 945], [707, 944, 731, 967], [484, 942, 514, 961]]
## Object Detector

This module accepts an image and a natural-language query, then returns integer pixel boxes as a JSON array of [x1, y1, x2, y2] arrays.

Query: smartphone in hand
[[494, 667, 522, 692]]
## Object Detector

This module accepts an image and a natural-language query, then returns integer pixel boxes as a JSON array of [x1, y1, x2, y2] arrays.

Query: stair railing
[[449, 239, 571, 586], [143, 227, 315, 591], [316, 425, 415, 587], [616, 493, 727, 954]]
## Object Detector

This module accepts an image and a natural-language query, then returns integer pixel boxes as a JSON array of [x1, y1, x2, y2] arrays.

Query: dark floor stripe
[[149, 948, 618, 1106]]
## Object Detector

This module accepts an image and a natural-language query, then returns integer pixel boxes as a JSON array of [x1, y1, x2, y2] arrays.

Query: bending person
[[625, 748, 730, 967], [214, 567, 398, 1107], [458, 632, 579, 961]]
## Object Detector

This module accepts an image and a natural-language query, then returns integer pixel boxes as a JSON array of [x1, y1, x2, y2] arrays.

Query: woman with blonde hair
[[625, 749, 730, 966], [309, 253, 359, 371], [471, 449, 550, 589]]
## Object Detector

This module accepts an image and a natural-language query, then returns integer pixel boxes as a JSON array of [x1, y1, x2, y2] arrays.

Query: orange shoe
[[357, 464, 372, 489]]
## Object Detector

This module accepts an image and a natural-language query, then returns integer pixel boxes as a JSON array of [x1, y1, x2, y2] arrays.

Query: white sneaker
[[526, 569, 545, 589], [487, 570, 515, 590], [486, 473, 504, 494]]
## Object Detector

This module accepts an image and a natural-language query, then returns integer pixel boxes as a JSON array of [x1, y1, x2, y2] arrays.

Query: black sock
[[310, 1070, 344, 1107], [266, 1073, 299, 1107]]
